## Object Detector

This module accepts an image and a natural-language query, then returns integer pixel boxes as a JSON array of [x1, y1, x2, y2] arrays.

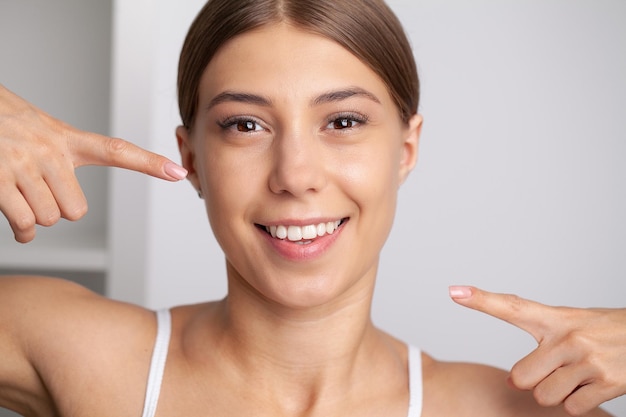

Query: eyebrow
[[207, 91, 272, 109], [312, 87, 381, 106], [206, 86, 381, 110]]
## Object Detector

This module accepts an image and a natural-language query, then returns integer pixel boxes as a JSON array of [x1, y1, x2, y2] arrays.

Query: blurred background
[[1, 0, 624, 415]]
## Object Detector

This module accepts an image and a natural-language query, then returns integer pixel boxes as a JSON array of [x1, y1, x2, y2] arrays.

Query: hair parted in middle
[[177, 0, 419, 130]]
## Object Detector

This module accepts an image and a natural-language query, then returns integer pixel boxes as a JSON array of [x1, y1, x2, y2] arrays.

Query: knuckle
[[5, 145, 32, 172], [602, 374, 621, 394], [12, 213, 36, 234], [563, 398, 588, 417], [105, 137, 129, 159], [503, 293, 526, 313], [560, 329, 602, 365], [64, 202, 88, 221], [509, 366, 533, 390], [33, 138, 56, 159], [563, 329, 592, 350], [0, 177, 11, 191], [585, 353, 612, 382], [559, 331, 615, 384], [532, 391, 550, 407], [136, 148, 162, 175], [532, 385, 558, 407], [37, 208, 61, 227], [146, 153, 162, 169]]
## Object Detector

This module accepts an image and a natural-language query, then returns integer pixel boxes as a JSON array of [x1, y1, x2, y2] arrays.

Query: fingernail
[[449, 286, 473, 299], [165, 162, 188, 180]]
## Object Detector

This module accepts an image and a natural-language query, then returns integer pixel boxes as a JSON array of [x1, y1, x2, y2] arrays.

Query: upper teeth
[[266, 220, 342, 241]]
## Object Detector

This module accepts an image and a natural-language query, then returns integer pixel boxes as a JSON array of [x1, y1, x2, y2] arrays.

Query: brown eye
[[218, 117, 264, 133], [326, 113, 368, 131], [237, 120, 258, 132], [333, 118, 354, 129]]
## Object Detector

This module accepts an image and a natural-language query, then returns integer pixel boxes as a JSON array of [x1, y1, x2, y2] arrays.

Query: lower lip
[[258, 221, 346, 262]]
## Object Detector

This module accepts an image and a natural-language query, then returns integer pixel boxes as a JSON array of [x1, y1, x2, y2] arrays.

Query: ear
[[176, 125, 201, 193], [398, 114, 422, 185]]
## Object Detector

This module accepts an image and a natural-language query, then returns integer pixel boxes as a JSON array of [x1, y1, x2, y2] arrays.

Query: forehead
[[197, 23, 395, 108]]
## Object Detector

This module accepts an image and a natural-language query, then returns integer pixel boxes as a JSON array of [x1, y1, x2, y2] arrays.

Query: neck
[[220, 262, 379, 370], [206, 261, 404, 411]]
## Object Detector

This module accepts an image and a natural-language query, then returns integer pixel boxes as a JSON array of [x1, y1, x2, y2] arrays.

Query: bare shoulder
[[0, 275, 154, 337], [420, 352, 612, 417], [0, 275, 156, 416]]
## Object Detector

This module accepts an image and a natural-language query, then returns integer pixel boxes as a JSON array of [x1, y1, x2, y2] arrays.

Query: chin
[[259, 270, 372, 312]]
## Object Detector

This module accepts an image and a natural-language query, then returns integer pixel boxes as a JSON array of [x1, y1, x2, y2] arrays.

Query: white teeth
[[265, 220, 342, 241], [276, 225, 287, 239], [287, 225, 302, 241], [301, 225, 317, 240]]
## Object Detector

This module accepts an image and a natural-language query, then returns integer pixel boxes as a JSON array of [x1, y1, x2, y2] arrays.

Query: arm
[[0, 276, 91, 415], [0, 276, 157, 416]]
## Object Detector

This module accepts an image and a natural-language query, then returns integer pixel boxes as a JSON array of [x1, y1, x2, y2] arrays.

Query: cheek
[[198, 152, 237, 220], [337, 139, 402, 249], [333, 141, 401, 202], [198, 145, 267, 225]]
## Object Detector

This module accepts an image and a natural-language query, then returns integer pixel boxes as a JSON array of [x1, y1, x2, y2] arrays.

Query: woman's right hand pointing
[[0, 84, 187, 243]]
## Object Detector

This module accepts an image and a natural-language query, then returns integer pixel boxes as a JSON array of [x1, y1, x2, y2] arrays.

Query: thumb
[[70, 130, 187, 181], [449, 286, 552, 342]]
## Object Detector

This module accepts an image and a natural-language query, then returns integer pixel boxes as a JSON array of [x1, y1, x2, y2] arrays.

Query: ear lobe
[[176, 125, 201, 192], [398, 114, 422, 185]]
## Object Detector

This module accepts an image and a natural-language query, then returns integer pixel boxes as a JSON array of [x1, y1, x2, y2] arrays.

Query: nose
[[268, 129, 327, 197]]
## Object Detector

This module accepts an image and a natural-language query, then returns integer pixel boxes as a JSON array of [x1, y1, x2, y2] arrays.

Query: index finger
[[70, 130, 187, 181], [449, 286, 552, 342]]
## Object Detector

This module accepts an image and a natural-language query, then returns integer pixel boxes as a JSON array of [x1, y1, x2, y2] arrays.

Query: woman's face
[[178, 23, 421, 309]]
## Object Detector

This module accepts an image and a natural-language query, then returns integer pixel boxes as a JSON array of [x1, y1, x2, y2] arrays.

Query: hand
[[450, 285, 626, 416], [0, 84, 187, 243]]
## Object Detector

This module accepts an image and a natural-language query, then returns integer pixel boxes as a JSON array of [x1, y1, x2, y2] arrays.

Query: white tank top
[[141, 309, 423, 417]]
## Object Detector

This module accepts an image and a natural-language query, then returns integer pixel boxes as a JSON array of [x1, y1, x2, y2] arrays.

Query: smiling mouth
[[256, 219, 347, 244]]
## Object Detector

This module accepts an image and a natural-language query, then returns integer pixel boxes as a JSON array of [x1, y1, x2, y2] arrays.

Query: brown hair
[[178, 0, 419, 128]]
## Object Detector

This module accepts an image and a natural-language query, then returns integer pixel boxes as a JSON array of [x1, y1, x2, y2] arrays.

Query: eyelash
[[216, 112, 370, 134], [325, 112, 369, 131], [217, 116, 264, 133]]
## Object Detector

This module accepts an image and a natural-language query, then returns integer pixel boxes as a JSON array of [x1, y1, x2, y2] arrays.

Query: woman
[[0, 0, 623, 416]]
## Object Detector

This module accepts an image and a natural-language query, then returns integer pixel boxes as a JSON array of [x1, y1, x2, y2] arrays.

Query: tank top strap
[[141, 308, 171, 417], [407, 345, 423, 417]]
